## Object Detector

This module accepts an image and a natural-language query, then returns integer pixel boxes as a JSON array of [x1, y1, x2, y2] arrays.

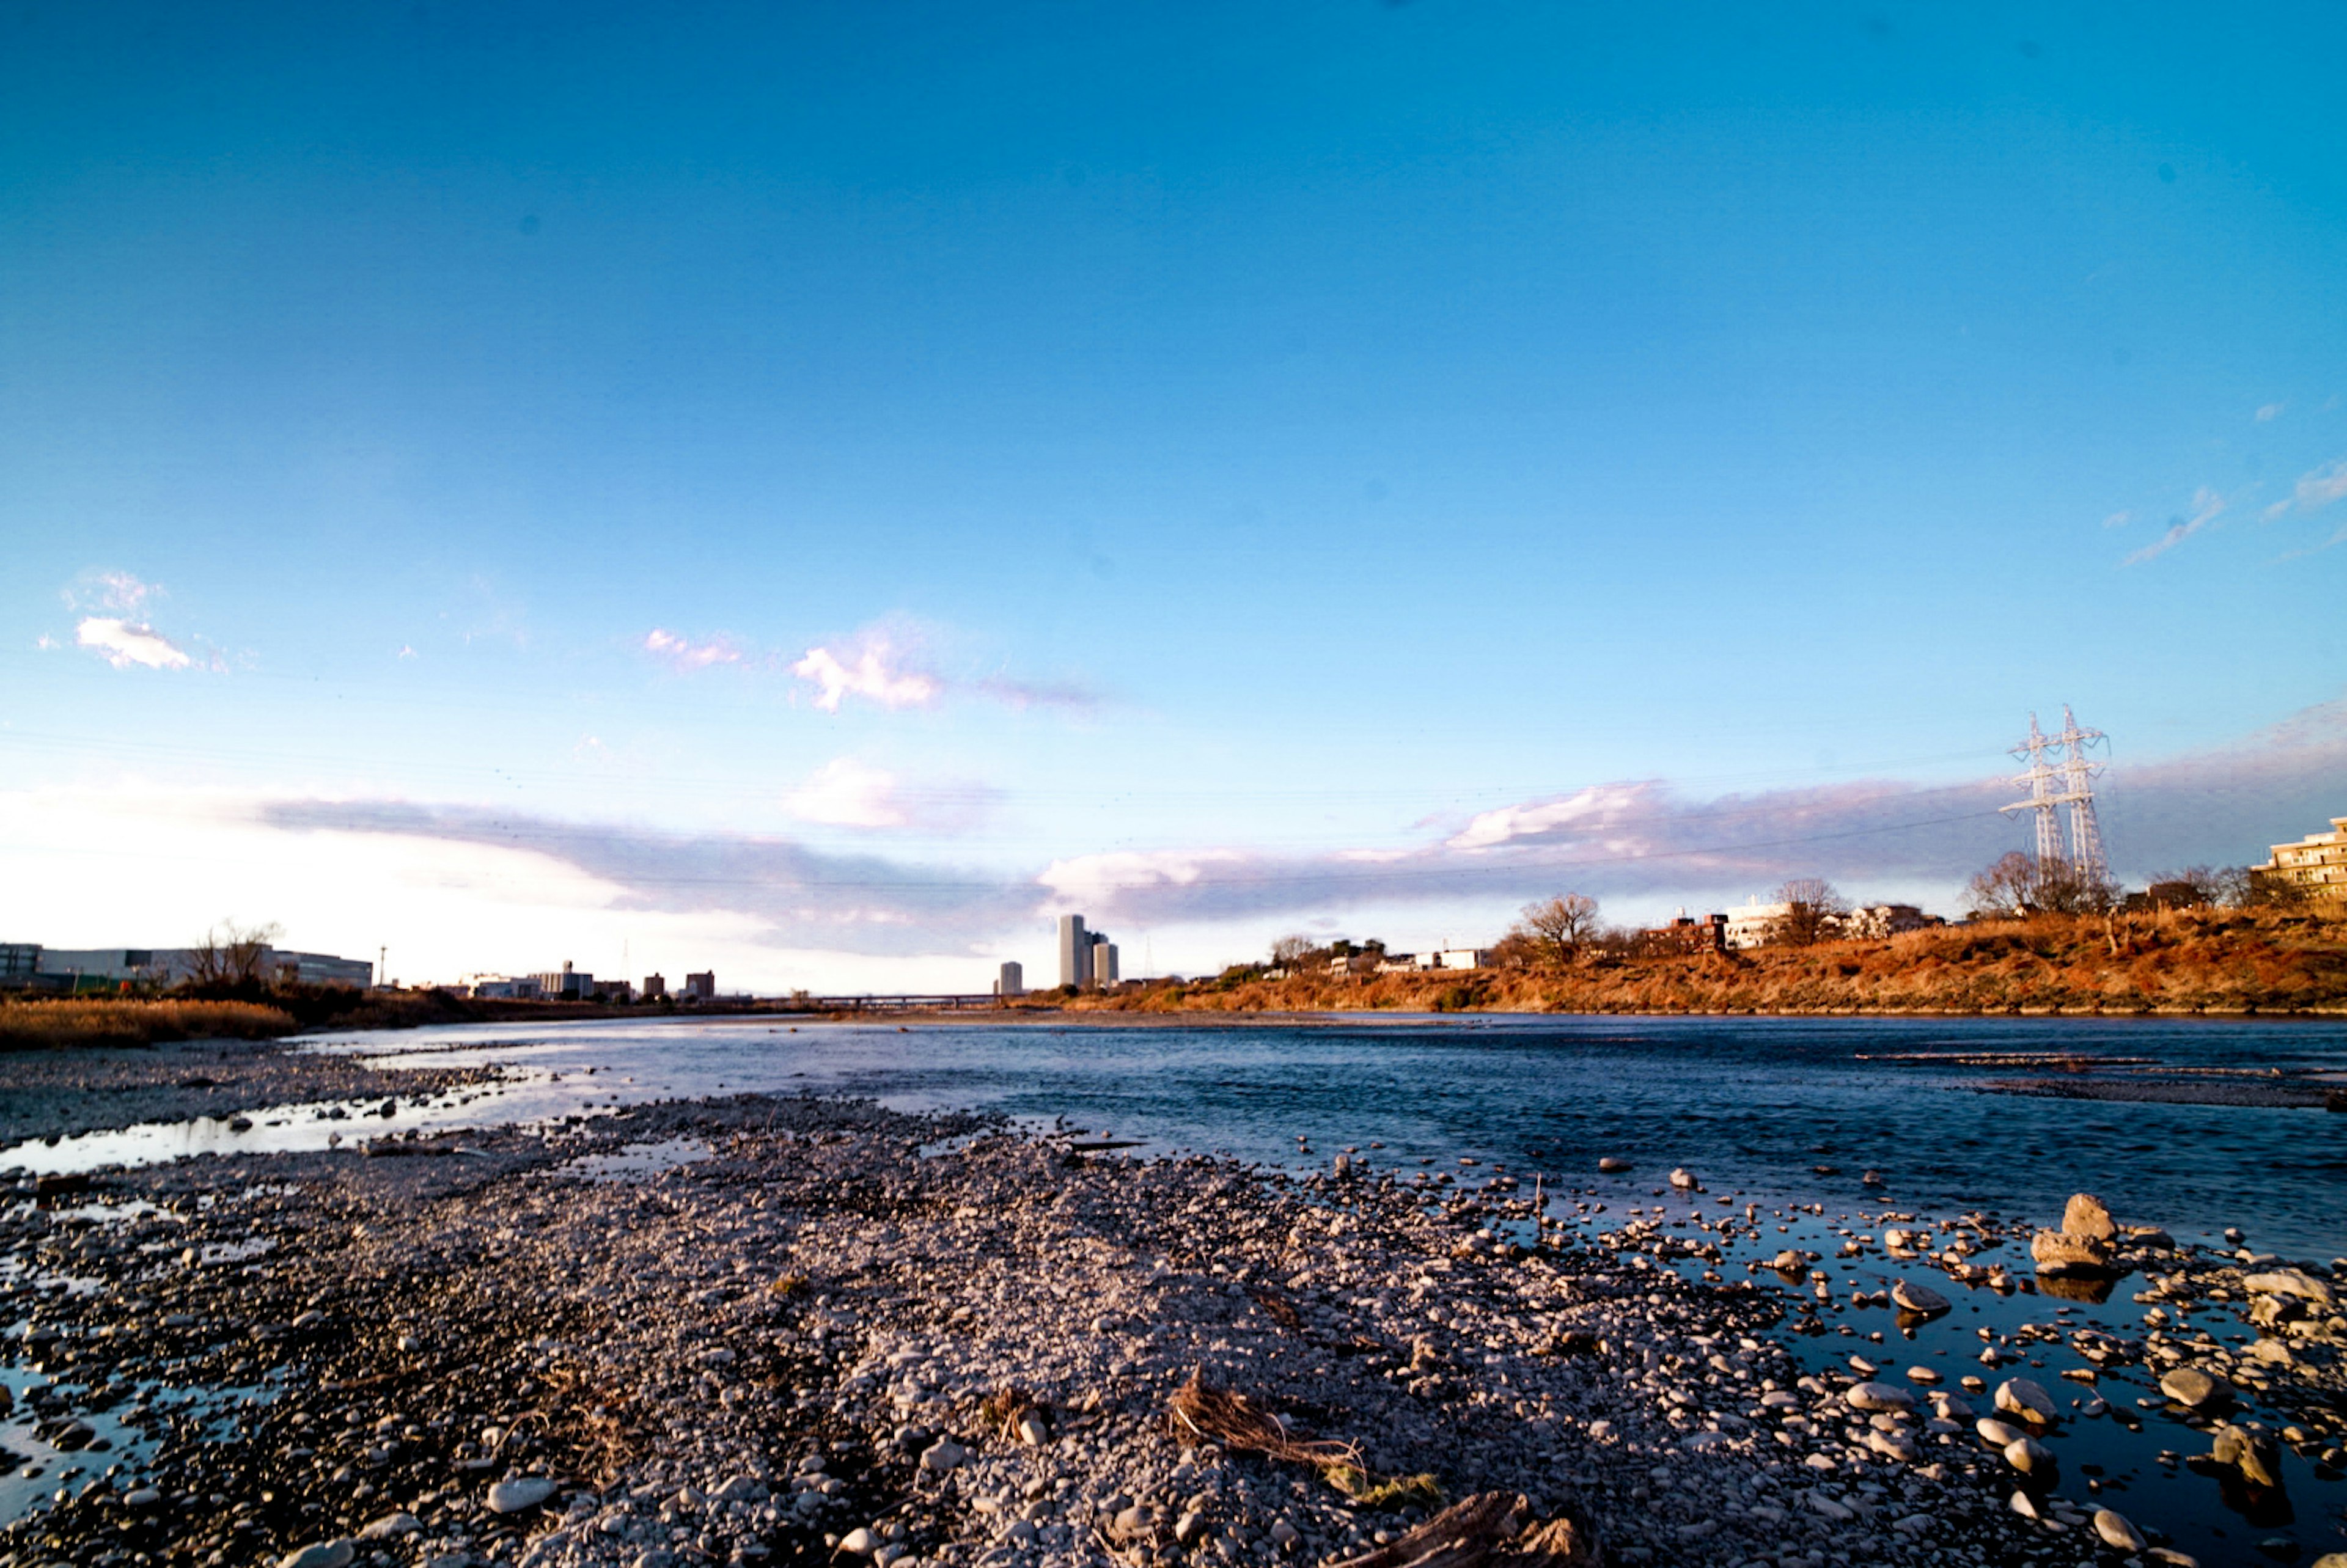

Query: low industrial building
[[1, 943, 373, 990]]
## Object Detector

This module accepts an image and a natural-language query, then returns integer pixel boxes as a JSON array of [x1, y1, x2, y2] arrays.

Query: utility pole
[[378, 946, 387, 990]]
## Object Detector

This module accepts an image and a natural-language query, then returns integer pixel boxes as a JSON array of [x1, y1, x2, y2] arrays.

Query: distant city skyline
[[4, 4, 2344, 991]]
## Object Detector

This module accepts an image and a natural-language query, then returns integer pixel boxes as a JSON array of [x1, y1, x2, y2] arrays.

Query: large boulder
[[2244, 1268, 2334, 1307], [2030, 1228, 2114, 1275], [2061, 1193, 2118, 1243], [2209, 1423, 2282, 1489]]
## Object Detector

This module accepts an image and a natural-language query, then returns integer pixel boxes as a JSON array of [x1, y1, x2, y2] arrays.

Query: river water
[[315, 1012, 2347, 1261], [7, 1011, 2346, 1564]]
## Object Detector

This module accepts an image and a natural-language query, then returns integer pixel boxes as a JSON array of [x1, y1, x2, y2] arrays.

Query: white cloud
[[2123, 486, 2227, 565], [792, 640, 940, 713], [786, 758, 910, 829], [1447, 782, 1660, 851], [643, 628, 747, 670], [2256, 402, 2286, 422], [2101, 510, 2132, 529], [75, 617, 193, 670], [1038, 849, 1253, 911]]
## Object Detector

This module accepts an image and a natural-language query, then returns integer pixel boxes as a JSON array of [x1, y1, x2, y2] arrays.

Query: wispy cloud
[[2101, 510, 2132, 529], [791, 639, 941, 713], [644, 628, 749, 670], [2256, 402, 2286, 422], [75, 617, 195, 670], [65, 570, 162, 616], [2123, 486, 2228, 565], [2286, 458, 2347, 514]]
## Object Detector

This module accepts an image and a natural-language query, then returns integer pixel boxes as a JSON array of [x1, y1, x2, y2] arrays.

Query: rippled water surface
[[317, 1012, 2347, 1259]]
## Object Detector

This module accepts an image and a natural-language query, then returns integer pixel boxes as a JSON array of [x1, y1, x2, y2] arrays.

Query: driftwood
[[1167, 1371, 1358, 1467], [1328, 1493, 1602, 1568]]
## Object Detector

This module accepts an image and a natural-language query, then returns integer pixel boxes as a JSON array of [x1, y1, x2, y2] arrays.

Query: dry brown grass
[[1079, 909, 2347, 1017], [0, 997, 298, 1051]]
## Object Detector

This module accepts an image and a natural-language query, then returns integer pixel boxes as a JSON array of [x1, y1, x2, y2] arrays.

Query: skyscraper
[[1057, 914, 1088, 988]]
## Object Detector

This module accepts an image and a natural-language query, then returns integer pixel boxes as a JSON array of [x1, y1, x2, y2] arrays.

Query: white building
[[1723, 898, 1794, 950], [1842, 904, 1930, 940], [1414, 949, 1490, 971], [994, 961, 1024, 997], [530, 961, 595, 1000], [1091, 940, 1119, 985]]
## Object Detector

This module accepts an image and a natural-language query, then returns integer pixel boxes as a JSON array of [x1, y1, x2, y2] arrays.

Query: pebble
[[2093, 1508, 2146, 1551], [277, 1544, 355, 1568], [487, 1476, 558, 1513], [1844, 1380, 1913, 1413], [1890, 1278, 1950, 1315], [1994, 1377, 2057, 1421], [2158, 1366, 2231, 1411]]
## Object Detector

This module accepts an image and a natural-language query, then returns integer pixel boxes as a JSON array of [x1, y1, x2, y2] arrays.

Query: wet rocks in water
[[1667, 1166, 1699, 1190], [2158, 1366, 2233, 1412], [1844, 1380, 1914, 1413], [1596, 1156, 1631, 1173], [2030, 1190, 2128, 1275], [1994, 1377, 2057, 1422], [2002, 1434, 2055, 1475], [2244, 1267, 2334, 1307], [2062, 1192, 2118, 1243], [1891, 1277, 1950, 1316], [2209, 1423, 2283, 1488], [2093, 1508, 2147, 1552]]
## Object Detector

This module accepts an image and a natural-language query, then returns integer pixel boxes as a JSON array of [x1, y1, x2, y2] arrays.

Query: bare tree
[[1964, 853, 2116, 918], [1269, 934, 1317, 967], [186, 919, 281, 989], [1767, 877, 1849, 946], [1512, 893, 1601, 965], [2145, 866, 2224, 908]]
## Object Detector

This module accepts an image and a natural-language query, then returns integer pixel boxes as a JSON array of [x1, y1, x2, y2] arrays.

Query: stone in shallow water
[[2158, 1366, 2231, 1411], [1845, 1381, 1913, 1413], [1994, 1377, 2056, 1421], [2093, 1509, 2146, 1552], [2062, 1193, 2117, 1243], [1892, 1278, 1950, 1316]]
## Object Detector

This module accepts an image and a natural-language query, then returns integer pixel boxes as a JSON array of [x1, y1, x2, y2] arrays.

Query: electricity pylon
[[2000, 706, 2109, 887]]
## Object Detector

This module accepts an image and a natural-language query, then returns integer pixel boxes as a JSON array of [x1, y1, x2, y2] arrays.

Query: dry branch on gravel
[[1328, 1492, 1602, 1568], [1167, 1370, 1359, 1468]]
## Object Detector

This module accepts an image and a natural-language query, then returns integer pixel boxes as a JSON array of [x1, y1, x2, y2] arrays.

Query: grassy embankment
[[0, 986, 631, 1052], [1068, 909, 2347, 1016]]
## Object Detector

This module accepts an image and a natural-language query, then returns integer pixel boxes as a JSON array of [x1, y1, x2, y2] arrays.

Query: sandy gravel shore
[[4, 1047, 2344, 1568], [0, 1041, 504, 1148]]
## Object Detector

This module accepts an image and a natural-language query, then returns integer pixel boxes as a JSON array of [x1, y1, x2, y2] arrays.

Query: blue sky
[[4, 2, 2344, 989]]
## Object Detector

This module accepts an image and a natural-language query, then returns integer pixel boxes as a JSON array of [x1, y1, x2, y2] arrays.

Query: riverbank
[[0, 1037, 509, 1147], [6, 1065, 2345, 1568], [1071, 911, 2347, 1018]]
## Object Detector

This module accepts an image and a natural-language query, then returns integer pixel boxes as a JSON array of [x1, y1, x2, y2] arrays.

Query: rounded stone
[[2094, 1509, 2147, 1552], [487, 1476, 557, 1514], [1846, 1381, 1915, 1413], [1995, 1377, 2057, 1421]]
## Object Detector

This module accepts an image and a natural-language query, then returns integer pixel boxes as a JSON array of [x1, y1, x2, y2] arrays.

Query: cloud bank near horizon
[[249, 694, 2347, 961]]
